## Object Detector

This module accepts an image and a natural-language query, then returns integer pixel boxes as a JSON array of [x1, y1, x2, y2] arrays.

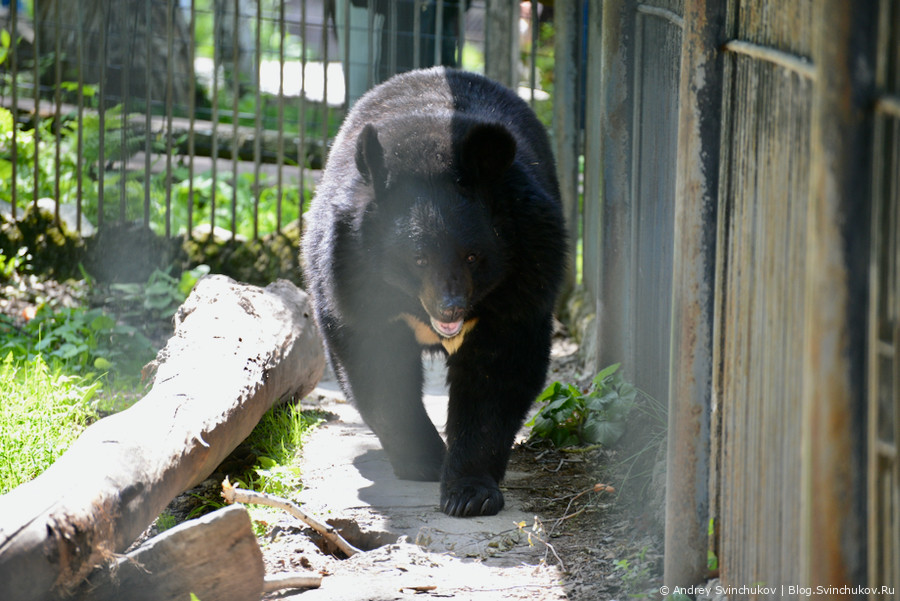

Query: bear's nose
[[438, 298, 466, 323]]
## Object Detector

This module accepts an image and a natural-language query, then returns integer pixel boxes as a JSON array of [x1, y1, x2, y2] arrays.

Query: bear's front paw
[[440, 476, 504, 517]]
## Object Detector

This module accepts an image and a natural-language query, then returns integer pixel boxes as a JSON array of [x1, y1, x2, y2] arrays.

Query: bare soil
[[250, 330, 667, 601]]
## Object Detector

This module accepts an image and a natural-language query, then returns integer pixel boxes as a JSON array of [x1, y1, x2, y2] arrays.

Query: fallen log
[[0, 275, 325, 601], [80, 505, 265, 601]]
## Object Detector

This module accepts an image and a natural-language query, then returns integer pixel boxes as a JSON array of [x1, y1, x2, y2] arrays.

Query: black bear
[[303, 67, 566, 517]]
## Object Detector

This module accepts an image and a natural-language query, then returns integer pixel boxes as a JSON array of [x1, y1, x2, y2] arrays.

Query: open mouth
[[430, 317, 464, 338]]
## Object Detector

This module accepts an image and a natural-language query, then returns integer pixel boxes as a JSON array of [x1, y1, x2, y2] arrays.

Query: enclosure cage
[[0, 0, 553, 244]]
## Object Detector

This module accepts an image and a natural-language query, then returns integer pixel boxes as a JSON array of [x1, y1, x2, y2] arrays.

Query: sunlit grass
[[0, 353, 101, 494]]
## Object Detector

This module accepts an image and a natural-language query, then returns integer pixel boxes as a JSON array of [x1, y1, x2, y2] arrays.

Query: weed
[[154, 512, 179, 533], [614, 546, 654, 597], [232, 403, 323, 497], [528, 363, 636, 448], [614, 385, 668, 502]]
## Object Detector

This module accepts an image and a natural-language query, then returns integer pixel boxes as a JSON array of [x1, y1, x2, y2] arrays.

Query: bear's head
[[354, 119, 518, 339]]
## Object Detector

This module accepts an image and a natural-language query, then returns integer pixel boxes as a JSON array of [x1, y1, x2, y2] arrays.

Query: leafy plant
[[0, 247, 29, 281], [107, 265, 210, 322], [8, 305, 155, 378], [528, 363, 636, 448], [232, 403, 323, 497], [614, 546, 655, 597]]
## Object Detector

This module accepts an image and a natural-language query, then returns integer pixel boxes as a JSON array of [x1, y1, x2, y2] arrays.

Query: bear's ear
[[355, 123, 386, 189], [458, 122, 517, 185]]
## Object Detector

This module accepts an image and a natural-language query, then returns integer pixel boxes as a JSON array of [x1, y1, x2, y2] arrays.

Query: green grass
[[0, 353, 101, 494], [231, 402, 324, 497]]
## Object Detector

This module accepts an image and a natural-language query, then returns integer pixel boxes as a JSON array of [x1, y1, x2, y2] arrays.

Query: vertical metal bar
[[553, 0, 581, 306], [581, 0, 603, 311], [9, 0, 17, 220], [165, 0, 176, 238], [210, 1, 220, 235], [367, 3, 375, 89], [435, 0, 444, 67], [597, 0, 636, 371], [230, 0, 240, 240], [188, 0, 197, 238], [456, 0, 465, 68], [32, 0, 40, 212], [253, 0, 263, 240], [76, 0, 85, 232], [663, 0, 725, 589], [802, 1, 876, 592], [9, 0, 17, 219], [299, 0, 308, 227], [275, 0, 286, 234], [387, 0, 396, 77], [483, 0, 516, 88], [143, 0, 153, 226], [321, 4, 330, 167], [342, 0, 350, 108], [98, 0, 108, 228], [53, 0, 62, 225], [121, 3, 137, 222], [413, 0, 422, 69], [529, 0, 538, 106]]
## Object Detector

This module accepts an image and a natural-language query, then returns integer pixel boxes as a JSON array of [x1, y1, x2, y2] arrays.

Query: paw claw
[[440, 477, 504, 517]]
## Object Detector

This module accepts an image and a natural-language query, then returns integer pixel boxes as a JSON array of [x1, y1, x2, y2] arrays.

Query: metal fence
[[555, 0, 898, 597], [0, 0, 551, 243]]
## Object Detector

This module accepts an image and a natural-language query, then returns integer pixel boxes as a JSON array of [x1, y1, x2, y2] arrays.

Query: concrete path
[[286, 356, 568, 600]]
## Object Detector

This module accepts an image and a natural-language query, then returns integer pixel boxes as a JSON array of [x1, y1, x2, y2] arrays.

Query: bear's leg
[[440, 318, 552, 516], [329, 324, 446, 482]]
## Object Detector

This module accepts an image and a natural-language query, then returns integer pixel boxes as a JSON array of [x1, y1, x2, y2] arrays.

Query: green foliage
[[168, 169, 309, 240], [0, 28, 10, 66], [231, 403, 323, 497], [0, 263, 209, 385], [0, 353, 100, 494], [0, 247, 28, 280], [106, 264, 210, 322], [708, 518, 719, 571], [528, 364, 636, 448], [614, 546, 655, 597], [2, 305, 155, 379]]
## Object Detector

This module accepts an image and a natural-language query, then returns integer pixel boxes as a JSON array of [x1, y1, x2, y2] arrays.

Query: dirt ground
[[251, 331, 667, 601]]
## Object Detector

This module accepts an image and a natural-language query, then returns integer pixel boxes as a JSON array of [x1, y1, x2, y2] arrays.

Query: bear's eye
[[466, 253, 478, 264], [415, 256, 428, 267]]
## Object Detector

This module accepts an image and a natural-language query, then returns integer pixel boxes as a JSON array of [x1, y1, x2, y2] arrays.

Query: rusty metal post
[[801, 1, 876, 593], [597, 0, 636, 373], [663, 0, 725, 588], [553, 0, 582, 304], [483, 0, 517, 88]]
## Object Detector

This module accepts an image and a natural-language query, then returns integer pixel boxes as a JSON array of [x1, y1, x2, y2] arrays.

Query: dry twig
[[263, 573, 323, 592], [221, 478, 364, 557]]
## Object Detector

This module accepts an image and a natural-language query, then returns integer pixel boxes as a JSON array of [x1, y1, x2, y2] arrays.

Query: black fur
[[303, 67, 566, 517]]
